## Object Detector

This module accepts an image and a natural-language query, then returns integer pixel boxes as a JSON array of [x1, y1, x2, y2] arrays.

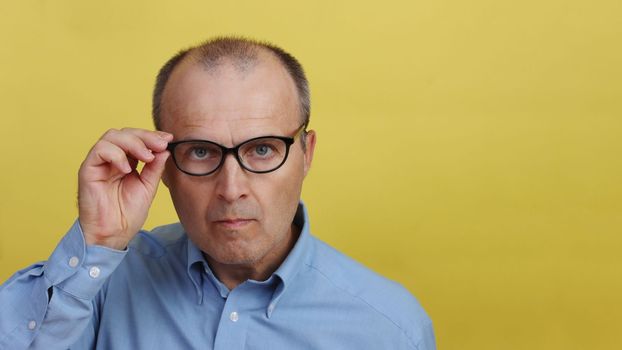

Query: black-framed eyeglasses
[[167, 124, 306, 176]]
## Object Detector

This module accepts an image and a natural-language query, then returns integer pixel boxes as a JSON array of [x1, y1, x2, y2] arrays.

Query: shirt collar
[[186, 235, 208, 304], [266, 201, 312, 317], [272, 201, 311, 288], [185, 201, 313, 315]]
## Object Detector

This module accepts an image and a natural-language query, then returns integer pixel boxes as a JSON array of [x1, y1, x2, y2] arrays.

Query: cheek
[[258, 162, 304, 224], [167, 175, 213, 225]]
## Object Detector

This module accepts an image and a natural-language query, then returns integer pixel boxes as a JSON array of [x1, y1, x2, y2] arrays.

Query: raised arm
[[0, 128, 172, 349]]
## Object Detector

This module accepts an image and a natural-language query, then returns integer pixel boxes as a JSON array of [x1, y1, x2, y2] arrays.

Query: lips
[[214, 218, 254, 229]]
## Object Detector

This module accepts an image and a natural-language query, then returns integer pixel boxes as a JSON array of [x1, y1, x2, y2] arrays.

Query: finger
[[101, 129, 161, 163], [117, 128, 173, 153], [140, 150, 170, 191], [88, 140, 132, 174]]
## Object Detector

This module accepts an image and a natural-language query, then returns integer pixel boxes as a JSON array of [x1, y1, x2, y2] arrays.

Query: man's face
[[160, 54, 315, 269]]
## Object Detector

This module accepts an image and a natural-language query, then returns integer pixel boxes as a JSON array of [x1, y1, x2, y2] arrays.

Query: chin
[[211, 250, 263, 266], [205, 239, 266, 266]]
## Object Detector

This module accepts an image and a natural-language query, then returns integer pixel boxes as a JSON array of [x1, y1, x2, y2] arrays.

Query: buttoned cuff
[[44, 219, 128, 300]]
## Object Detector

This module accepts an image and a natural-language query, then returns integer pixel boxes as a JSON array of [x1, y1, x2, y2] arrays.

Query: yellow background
[[1, 1, 620, 348]]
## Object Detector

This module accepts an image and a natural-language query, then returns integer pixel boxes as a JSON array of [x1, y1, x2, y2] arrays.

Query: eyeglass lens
[[172, 137, 289, 175]]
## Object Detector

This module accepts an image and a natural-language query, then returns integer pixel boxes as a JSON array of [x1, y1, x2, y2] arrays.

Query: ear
[[161, 161, 171, 188], [302, 130, 316, 177]]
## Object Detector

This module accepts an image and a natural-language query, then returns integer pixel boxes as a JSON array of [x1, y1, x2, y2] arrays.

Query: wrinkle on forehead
[[166, 108, 291, 133], [160, 51, 300, 143], [171, 115, 296, 146], [178, 115, 280, 131], [181, 115, 272, 124]]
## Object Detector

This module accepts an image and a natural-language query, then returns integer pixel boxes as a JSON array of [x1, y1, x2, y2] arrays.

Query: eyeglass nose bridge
[[215, 144, 247, 173]]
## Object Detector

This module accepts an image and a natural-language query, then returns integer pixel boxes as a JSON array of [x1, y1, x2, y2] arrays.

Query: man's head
[[154, 37, 316, 275], [153, 37, 311, 145]]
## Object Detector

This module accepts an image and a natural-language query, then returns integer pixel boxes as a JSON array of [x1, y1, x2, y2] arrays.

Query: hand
[[78, 128, 173, 250]]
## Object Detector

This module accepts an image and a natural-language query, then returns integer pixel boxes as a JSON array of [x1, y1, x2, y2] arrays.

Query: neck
[[205, 224, 300, 290]]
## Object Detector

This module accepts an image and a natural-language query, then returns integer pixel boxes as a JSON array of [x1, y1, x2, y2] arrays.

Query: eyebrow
[[174, 123, 303, 145], [174, 131, 291, 145]]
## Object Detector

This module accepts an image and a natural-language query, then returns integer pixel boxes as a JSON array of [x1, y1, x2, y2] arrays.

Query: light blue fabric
[[0, 203, 435, 349]]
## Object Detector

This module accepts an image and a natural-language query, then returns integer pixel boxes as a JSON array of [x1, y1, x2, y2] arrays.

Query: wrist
[[84, 236, 129, 251], [78, 219, 136, 250]]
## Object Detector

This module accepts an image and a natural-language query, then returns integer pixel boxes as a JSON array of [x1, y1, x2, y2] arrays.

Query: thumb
[[140, 151, 170, 193]]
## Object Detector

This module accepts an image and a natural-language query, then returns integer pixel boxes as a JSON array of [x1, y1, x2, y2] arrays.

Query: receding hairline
[[185, 39, 263, 72], [153, 37, 311, 133], [182, 45, 292, 81], [158, 48, 299, 127]]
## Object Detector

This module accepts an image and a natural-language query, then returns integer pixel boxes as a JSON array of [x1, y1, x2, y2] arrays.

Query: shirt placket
[[212, 280, 276, 350], [212, 290, 248, 349]]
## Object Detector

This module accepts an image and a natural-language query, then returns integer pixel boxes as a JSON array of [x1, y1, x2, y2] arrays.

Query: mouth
[[214, 218, 254, 229]]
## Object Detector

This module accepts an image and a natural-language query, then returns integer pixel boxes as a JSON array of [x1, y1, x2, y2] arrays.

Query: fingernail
[[157, 131, 173, 139]]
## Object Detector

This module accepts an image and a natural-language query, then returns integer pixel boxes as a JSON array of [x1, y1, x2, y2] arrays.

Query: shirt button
[[89, 266, 101, 278], [68, 256, 79, 268], [28, 320, 37, 330], [229, 311, 239, 322]]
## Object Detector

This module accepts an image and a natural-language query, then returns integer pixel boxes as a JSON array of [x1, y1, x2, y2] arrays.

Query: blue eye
[[255, 145, 271, 156], [239, 138, 283, 164], [190, 147, 210, 159]]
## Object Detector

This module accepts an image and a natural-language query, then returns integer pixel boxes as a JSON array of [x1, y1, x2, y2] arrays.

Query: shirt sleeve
[[416, 320, 436, 350], [0, 220, 128, 350]]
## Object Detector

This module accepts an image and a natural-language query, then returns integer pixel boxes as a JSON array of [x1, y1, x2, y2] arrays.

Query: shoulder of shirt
[[306, 235, 433, 346], [127, 222, 187, 257]]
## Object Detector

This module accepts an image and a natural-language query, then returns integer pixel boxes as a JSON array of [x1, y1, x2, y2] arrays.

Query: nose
[[214, 153, 249, 203]]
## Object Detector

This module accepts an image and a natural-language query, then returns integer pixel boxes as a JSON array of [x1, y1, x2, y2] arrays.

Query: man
[[0, 37, 435, 349]]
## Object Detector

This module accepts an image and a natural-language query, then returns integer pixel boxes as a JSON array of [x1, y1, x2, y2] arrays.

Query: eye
[[189, 146, 211, 160], [239, 138, 284, 163], [254, 144, 273, 157]]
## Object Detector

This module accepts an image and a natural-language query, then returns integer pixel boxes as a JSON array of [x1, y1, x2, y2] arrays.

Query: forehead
[[160, 53, 300, 141]]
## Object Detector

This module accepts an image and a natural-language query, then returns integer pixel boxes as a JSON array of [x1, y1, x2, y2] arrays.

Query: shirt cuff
[[44, 219, 128, 300]]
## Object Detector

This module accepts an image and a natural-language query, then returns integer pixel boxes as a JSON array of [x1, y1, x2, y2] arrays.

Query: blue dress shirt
[[0, 203, 435, 349]]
